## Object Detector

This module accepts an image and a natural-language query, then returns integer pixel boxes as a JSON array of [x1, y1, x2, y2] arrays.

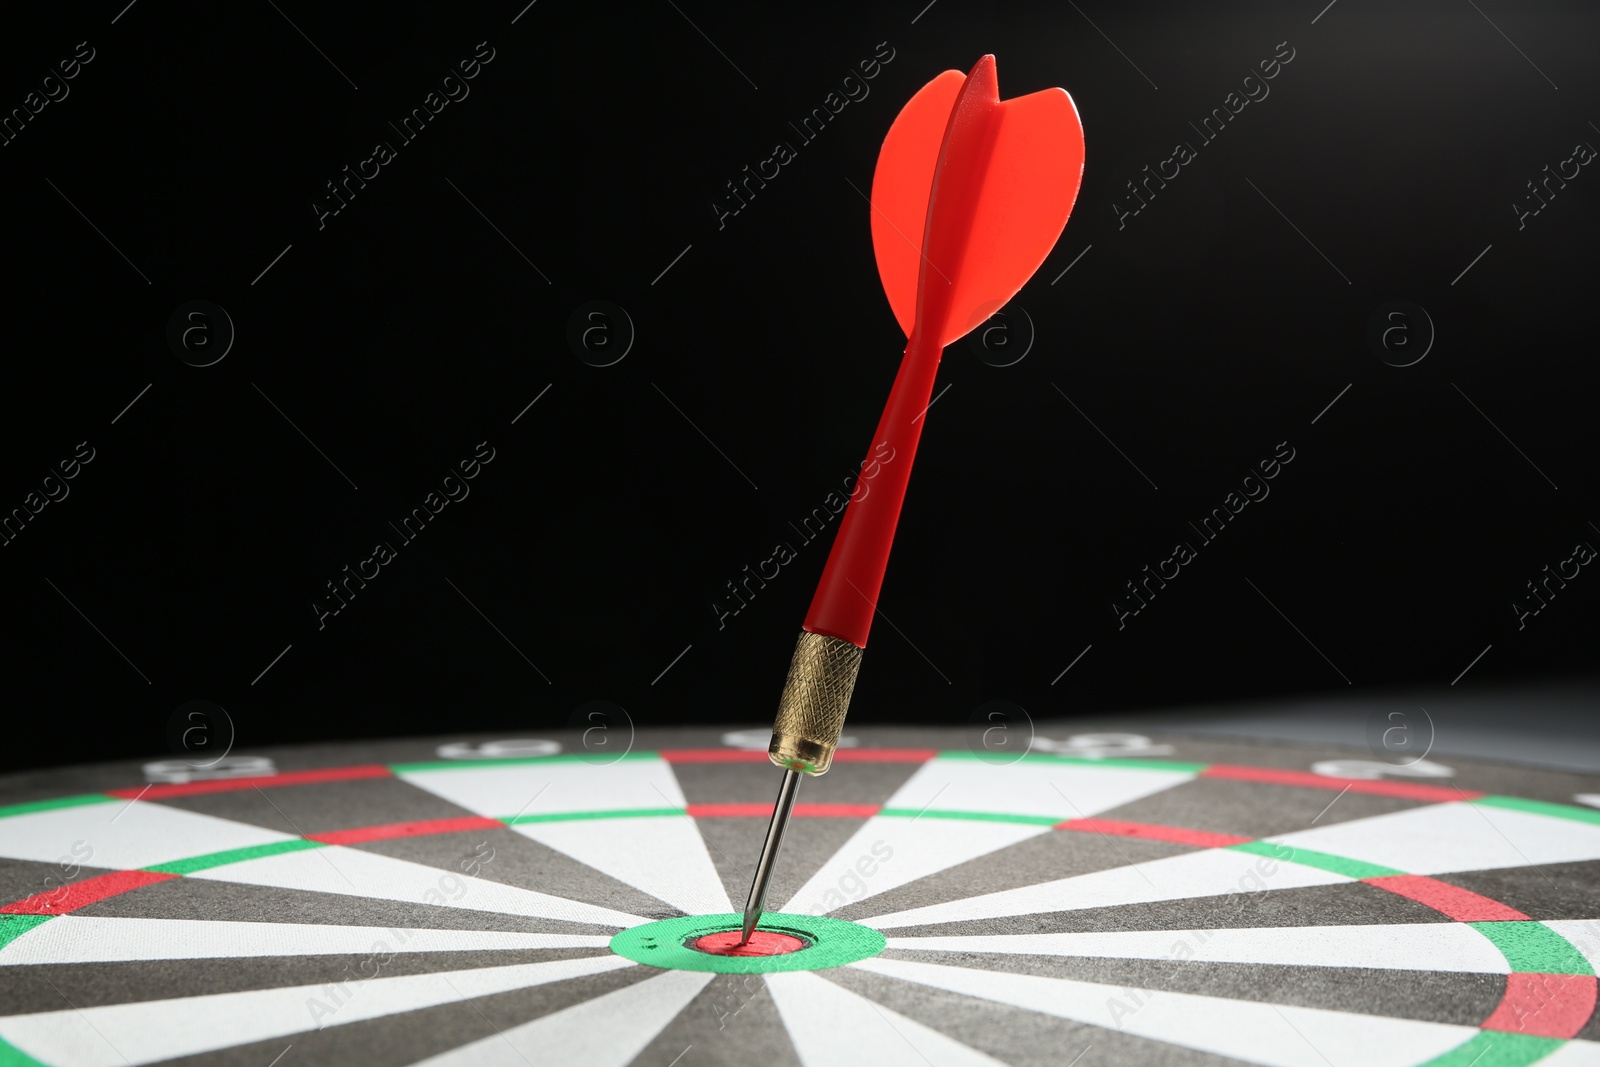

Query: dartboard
[[2, 727, 1598, 1067]]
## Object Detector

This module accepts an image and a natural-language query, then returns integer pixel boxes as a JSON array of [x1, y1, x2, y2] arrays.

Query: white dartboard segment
[[1539, 1039, 1600, 1065], [398, 755, 730, 914], [862, 847, 1350, 929], [412, 967, 713, 1067], [0, 955, 637, 1067], [887, 922, 1513, 973], [882, 755, 1196, 820], [513, 815, 733, 915], [781, 756, 1195, 914], [185, 843, 645, 927], [1266, 801, 1600, 875], [395, 756, 688, 818], [0, 799, 293, 870], [765, 970, 1007, 1067], [853, 957, 1478, 1067], [780, 819, 1048, 916], [0, 915, 611, 965]]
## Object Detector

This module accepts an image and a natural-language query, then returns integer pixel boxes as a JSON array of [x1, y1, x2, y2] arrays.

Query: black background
[[2, 1, 1595, 772]]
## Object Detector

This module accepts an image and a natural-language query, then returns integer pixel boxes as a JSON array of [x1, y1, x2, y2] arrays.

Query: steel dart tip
[[740, 767, 802, 944]]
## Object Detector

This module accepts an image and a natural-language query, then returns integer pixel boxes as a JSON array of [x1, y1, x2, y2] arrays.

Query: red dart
[[740, 55, 1086, 944]]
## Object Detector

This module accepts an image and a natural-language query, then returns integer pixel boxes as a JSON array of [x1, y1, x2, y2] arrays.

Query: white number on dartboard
[[436, 739, 561, 760], [1310, 758, 1455, 780], [721, 729, 859, 750], [1031, 732, 1175, 758], [142, 756, 276, 784]]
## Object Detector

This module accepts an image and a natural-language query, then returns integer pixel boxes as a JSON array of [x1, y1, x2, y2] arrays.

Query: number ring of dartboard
[[1, 727, 1597, 1066]]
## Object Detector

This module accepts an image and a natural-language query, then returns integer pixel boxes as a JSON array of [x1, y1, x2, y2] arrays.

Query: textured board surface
[[1, 725, 1598, 1066]]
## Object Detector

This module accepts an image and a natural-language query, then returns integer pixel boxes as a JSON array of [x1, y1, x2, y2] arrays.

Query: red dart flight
[[809, 54, 1087, 643]]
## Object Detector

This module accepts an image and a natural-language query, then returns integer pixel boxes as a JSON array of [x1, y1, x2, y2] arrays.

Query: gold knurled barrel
[[768, 631, 864, 775]]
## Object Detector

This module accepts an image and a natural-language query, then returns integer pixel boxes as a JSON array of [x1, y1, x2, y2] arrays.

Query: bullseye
[[609, 913, 885, 973], [692, 930, 808, 957]]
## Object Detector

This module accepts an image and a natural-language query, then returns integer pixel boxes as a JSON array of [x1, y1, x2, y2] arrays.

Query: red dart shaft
[[802, 326, 943, 648], [801, 57, 1003, 649]]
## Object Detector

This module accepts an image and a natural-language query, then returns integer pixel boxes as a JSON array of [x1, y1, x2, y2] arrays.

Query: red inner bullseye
[[691, 930, 808, 957]]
